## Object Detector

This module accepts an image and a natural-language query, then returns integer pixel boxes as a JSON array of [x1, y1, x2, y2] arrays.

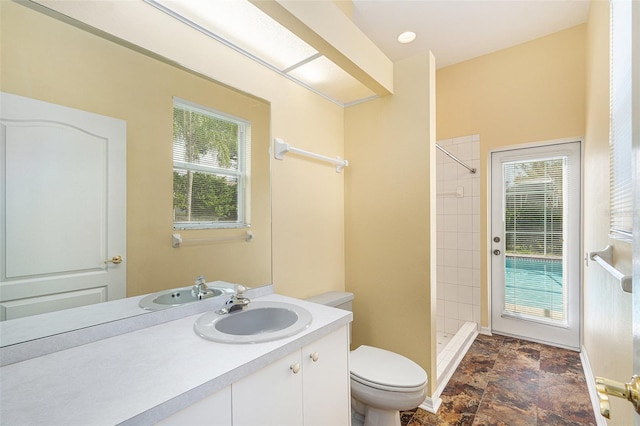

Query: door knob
[[595, 375, 640, 418], [104, 255, 123, 265], [309, 352, 319, 362], [290, 363, 300, 374], [493, 249, 501, 255]]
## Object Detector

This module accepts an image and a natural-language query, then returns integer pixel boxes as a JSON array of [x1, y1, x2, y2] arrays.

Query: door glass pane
[[502, 157, 567, 325]]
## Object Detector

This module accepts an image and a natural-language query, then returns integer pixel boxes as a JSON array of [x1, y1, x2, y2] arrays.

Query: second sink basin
[[139, 286, 233, 310], [194, 301, 312, 344]]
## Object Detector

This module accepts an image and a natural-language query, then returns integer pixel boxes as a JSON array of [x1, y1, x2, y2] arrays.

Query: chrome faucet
[[217, 285, 250, 314], [192, 276, 215, 300]]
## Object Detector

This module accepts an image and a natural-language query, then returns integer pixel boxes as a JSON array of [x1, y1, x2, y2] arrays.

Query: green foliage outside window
[[172, 101, 247, 228], [173, 171, 238, 222]]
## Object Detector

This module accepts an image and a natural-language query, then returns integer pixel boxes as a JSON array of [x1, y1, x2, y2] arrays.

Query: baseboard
[[580, 345, 608, 426], [479, 326, 492, 336], [419, 396, 442, 414]]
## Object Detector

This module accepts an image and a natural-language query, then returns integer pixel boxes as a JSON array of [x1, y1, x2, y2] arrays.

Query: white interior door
[[491, 141, 581, 350], [0, 92, 126, 320]]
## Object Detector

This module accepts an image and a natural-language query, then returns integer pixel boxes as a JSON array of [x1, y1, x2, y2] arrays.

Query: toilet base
[[363, 406, 401, 426], [354, 397, 402, 426]]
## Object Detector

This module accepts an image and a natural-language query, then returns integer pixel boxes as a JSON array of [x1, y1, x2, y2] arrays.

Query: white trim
[[489, 136, 585, 155], [419, 395, 442, 414], [479, 326, 492, 336], [580, 346, 608, 426], [488, 139, 583, 350]]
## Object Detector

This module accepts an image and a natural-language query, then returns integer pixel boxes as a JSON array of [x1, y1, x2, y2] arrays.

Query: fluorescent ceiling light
[[155, 0, 318, 71], [148, 0, 377, 106]]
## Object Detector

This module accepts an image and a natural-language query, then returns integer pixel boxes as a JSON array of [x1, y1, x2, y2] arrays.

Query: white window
[[173, 98, 251, 229], [609, 0, 632, 242]]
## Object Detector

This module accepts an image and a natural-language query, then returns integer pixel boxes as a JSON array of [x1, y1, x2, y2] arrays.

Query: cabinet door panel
[[303, 326, 350, 426], [232, 351, 303, 426]]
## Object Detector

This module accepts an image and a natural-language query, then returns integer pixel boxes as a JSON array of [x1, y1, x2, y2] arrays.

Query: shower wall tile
[[437, 135, 481, 335], [458, 232, 473, 248], [443, 249, 457, 267], [443, 232, 458, 249], [458, 250, 473, 268], [458, 285, 473, 304], [472, 180, 480, 196], [445, 318, 460, 334], [445, 284, 459, 302], [473, 251, 481, 270], [443, 266, 458, 284], [443, 215, 458, 232], [459, 304, 473, 321]]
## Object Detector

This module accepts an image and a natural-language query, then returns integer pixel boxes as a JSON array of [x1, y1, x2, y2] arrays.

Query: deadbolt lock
[[595, 375, 640, 419], [493, 236, 501, 243]]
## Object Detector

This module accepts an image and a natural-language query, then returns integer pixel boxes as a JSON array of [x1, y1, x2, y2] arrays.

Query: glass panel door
[[491, 141, 581, 350]]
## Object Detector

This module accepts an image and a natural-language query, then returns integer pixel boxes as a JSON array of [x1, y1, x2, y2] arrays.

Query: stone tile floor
[[401, 334, 596, 425]]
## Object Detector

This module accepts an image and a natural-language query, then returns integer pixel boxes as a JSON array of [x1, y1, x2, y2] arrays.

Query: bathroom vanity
[[0, 292, 352, 425]]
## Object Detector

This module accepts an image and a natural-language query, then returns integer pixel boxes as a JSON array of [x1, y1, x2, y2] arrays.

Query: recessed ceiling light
[[397, 31, 416, 44]]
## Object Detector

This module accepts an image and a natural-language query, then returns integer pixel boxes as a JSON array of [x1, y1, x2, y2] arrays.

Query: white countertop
[[0, 294, 352, 425]]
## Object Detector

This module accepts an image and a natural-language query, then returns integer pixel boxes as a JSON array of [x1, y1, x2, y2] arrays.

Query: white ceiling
[[351, 0, 591, 68]]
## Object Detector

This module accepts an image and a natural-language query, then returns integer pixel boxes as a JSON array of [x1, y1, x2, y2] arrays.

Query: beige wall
[[0, 1, 271, 296], [345, 52, 437, 393], [436, 24, 587, 327], [583, 1, 633, 424], [1, 1, 346, 299]]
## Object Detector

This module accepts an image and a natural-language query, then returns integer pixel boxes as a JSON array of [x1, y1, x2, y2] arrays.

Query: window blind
[[172, 99, 250, 228], [504, 158, 564, 258], [503, 157, 567, 324], [609, 0, 633, 242]]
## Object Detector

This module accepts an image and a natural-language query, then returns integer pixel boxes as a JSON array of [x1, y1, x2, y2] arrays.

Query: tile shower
[[435, 134, 480, 389]]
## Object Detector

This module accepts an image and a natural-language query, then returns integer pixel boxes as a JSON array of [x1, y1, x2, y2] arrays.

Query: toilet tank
[[305, 291, 354, 312], [305, 292, 354, 344]]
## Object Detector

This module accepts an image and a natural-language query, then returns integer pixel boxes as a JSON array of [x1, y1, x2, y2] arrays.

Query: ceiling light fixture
[[397, 31, 416, 44]]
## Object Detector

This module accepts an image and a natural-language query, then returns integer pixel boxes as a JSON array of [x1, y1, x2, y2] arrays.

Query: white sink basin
[[194, 301, 312, 344], [139, 286, 233, 310]]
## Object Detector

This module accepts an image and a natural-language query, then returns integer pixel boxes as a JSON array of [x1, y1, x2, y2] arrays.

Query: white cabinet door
[[0, 92, 126, 320], [303, 326, 350, 426], [232, 350, 303, 426], [156, 387, 232, 426], [173, 325, 350, 426]]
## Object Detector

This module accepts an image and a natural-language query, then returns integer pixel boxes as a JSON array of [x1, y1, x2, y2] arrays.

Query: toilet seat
[[350, 345, 427, 393]]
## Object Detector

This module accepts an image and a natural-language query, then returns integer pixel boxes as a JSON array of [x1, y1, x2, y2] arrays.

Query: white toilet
[[306, 292, 428, 426]]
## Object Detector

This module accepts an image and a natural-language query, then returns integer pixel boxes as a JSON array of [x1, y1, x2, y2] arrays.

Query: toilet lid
[[350, 345, 427, 392]]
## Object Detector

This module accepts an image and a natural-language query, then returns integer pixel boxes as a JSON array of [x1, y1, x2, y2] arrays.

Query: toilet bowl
[[350, 345, 427, 426], [305, 292, 428, 426]]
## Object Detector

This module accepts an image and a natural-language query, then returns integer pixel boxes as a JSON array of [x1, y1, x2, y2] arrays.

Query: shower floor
[[437, 331, 453, 354]]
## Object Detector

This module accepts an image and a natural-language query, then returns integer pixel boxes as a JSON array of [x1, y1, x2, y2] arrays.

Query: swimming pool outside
[[504, 255, 565, 321]]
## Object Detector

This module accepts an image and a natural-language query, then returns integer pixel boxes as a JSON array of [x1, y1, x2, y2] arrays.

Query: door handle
[[595, 375, 640, 418], [104, 255, 123, 265], [493, 249, 501, 256]]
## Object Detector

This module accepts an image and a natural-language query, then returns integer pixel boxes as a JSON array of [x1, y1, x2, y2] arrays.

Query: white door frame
[[488, 137, 583, 350]]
